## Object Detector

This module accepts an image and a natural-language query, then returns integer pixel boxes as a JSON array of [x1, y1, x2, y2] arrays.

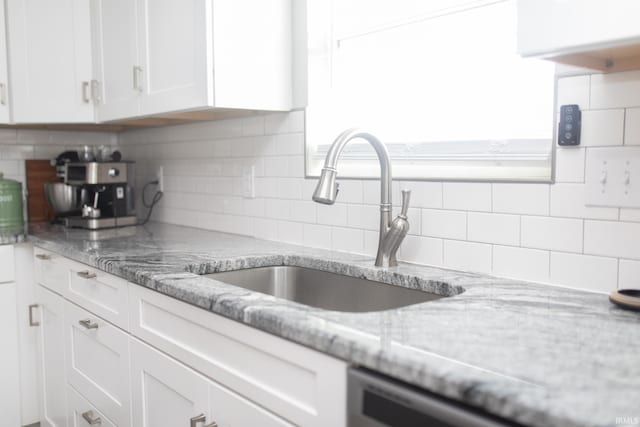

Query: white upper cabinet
[[136, 0, 212, 117], [0, 0, 11, 123], [91, 0, 139, 121], [517, 0, 640, 72], [92, 0, 292, 122], [7, 0, 95, 123]]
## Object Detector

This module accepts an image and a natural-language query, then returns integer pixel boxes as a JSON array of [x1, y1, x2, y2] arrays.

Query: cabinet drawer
[[209, 373, 294, 427], [34, 249, 69, 294], [67, 385, 116, 427], [67, 264, 129, 330], [0, 245, 14, 283], [129, 284, 347, 427], [65, 301, 131, 427]]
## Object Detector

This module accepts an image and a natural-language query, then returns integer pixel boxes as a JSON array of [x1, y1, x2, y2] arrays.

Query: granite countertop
[[29, 222, 640, 427]]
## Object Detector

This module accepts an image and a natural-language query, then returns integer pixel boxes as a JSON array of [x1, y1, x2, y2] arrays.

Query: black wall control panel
[[558, 104, 581, 146]]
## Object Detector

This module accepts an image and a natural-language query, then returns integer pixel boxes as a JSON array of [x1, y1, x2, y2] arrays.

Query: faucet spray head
[[312, 167, 339, 204]]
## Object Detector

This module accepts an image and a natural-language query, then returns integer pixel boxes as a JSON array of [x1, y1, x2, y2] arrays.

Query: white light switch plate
[[585, 147, 640, 207]]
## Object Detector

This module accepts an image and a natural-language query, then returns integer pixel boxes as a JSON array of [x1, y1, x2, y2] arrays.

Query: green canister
[[0, 172, 24, 240]]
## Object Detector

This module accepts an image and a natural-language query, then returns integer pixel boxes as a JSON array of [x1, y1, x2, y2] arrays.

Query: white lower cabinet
[[67, 385, 116, 427], [34, 284, 68, 427], [64, 301, 131, 427], [131, 337, 293, 427], [30, 251, 347, 427], [130, 338, 210, 427]]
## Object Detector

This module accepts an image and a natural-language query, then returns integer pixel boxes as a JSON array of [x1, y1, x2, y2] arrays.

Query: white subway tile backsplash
[[331, 227, 364, 254], [253, 218, 279, 240], [550, 183, 619, 220], [584, 220, 640, 260], [363, 230, 379, 256], [556, 75, 590, 110], [493, 246, 550, 283], [277, 220, 303, 245], [303, 223, 332, 249], [241, 116, 265, 136], [443, 183, 491, 212], [288, 155, 305, 177], [554, 147, 585, 183], [277, 178, 303, 200], [590, 70, 640, 109], [443, 240, 492, 273], [625, 107, 640, 146], [276, 133, 304, 155], [618, 259, 640, 289], [521, 216, 583, 252], [264, 199, 291, 220], [290, 200, 317, 223], [264, 156, 289, 177], [492, 183, 549, 215], [400, 235, 443, 266], [620, 208, 640, 222], [421, 209, 466, 240], [580, 109, 625, 146], [398, 181, 442, 209], [347, 204, 378, 231], [550, 252, 617, 293], [467, 212, 520, 246], [336, 180, 364, 204], [317, 203, 348, 227]]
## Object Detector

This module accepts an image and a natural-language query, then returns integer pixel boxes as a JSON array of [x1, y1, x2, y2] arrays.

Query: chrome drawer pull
[[81, 410, 101, 425], [204, 422, 218, 427], [28, 304, 40, 327], [35, 254, 51, 260], [190, 414, 206, 427], [78, 319, 99, 330], [77, 271, 97, 280]]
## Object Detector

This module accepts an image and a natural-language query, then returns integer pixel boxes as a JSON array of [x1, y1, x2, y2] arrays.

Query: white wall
[[120, 70, 640, 294]]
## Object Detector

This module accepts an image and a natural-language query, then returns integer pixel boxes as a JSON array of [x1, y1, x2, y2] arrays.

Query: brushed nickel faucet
[[312, 128, 411, 267]]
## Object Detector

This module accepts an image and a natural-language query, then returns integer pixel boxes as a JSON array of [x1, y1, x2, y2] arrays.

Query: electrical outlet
[[157, 166, 164, 192], [242, 165, 255, 198]]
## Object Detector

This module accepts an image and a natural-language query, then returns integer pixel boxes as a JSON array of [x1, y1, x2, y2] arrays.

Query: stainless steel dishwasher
[[348, 368, 516, 427]]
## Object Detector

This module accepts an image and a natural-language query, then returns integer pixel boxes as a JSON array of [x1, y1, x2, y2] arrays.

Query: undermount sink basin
[[204, 266, 444, 312]]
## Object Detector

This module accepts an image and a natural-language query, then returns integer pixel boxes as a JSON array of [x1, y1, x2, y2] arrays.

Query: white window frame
[[304, 0, 557, 183]]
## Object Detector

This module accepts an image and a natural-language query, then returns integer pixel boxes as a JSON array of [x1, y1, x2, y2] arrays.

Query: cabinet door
[[0, 281, 21, 427], [135, 0, 212, 116], [130, 338, 210, 427], [65, 301, 131, 427], [91, 0, 140, 121], [0, 0, 11, 123], [6, 0, 94, 123], [517, 0, 640, 57], [34, 284, 68, 427]]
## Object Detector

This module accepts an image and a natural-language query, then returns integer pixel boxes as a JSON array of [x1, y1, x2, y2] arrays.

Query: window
[[305, 0, 556, 181]]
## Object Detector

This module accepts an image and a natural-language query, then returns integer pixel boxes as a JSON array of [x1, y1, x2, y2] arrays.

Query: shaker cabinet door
[[0, 0, 11, 123], [6, 0, 95, 123], [91, 0, 140, 121], [34, 284, 68, 427], [130, 337, 210, 427], [136, 0, 212, 116]]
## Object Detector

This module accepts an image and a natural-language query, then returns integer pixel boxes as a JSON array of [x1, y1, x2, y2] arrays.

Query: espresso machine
[[63, 161, 137, 229]]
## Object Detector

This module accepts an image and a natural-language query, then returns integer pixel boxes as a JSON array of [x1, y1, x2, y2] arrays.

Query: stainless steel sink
[[204, 266, 444, 312]]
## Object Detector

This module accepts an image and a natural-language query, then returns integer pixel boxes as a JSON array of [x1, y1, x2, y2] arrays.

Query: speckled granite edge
[[27, 225, 640, 427]]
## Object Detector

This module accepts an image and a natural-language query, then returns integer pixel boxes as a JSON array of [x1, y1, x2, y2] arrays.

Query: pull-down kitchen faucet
[[312, 128, 411, 267]]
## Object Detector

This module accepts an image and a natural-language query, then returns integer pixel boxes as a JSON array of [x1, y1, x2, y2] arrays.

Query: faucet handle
[[400, 189, 411, 217]]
